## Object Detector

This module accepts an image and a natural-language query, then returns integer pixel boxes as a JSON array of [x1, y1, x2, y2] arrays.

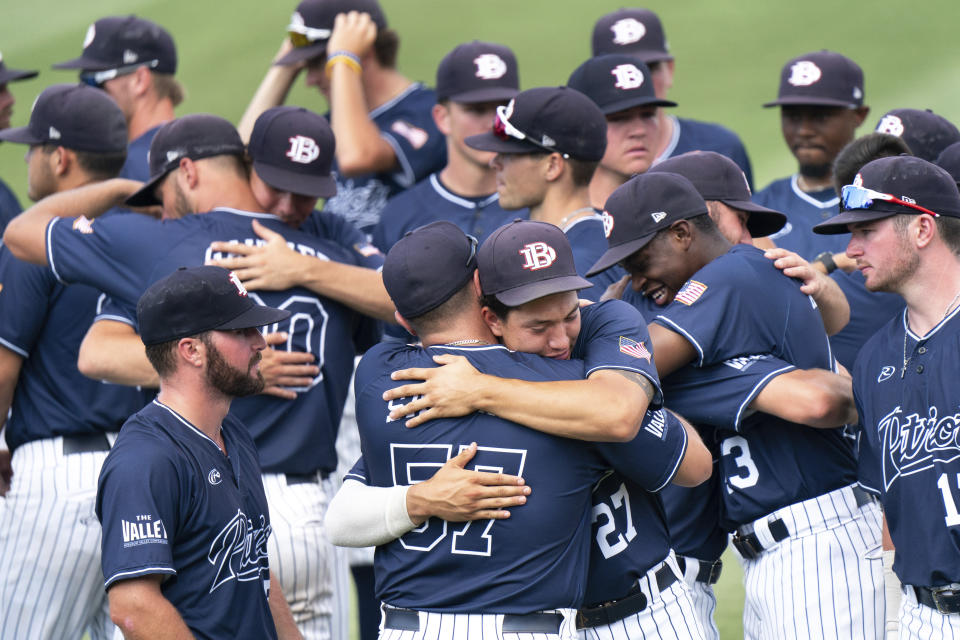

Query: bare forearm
[[299, 259, 396, 322], [78, 321, 160, 387], [269, 573, 303, 640], [109, 584, 195, 639], [237, 62, 300, 142], [328, 65, 395, 174], [0, 347, 23, 431], [812, 275, 851, 335]]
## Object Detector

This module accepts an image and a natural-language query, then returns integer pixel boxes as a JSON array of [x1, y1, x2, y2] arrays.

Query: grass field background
[[5, 1, 954, 637]]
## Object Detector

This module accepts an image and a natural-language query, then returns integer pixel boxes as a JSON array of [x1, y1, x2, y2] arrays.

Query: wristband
[[325, 51, 362, 76], [815, 251, 838, 275]]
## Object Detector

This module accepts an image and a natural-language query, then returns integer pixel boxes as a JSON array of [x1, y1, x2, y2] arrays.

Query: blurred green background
[[6, 0, 950, 636]]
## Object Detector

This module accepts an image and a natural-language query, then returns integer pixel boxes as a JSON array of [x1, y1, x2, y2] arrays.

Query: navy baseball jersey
[[97, 400, 276, 640], [754, 174, 906, 369], [653, 244, 857, 526], [565, 213, 631, 302], [0, 176, 21, 236], [854, 307, 960, 587], [657, 115, 754, 189], [0, 244, 149, 451], [352, 342, 687, 613], [119, 125, 162, 182], [323, 84, 446, 234], [373, 173, 524, 252], [45, 208, 379, 475], [659, 355, 796, 561]]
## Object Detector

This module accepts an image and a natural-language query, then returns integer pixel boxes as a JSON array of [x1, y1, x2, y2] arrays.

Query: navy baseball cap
[[567, 55, 676, 115], [591, 8, 673, 64], [874, 109, 960, 163], [276, 0, 388, 66], [126, 114, 245, 207], [249, 106, 337, 198], [936, 141, 960, 186], [436, 41, 519, 104], [52, 16, 177, 74], [813, 156, 960, 234], [478, 220, 592, 306], [764, 50, 864, 109], [382, 221, 478, 319], [465, 87, 607, 161], [0, 84, 127, 153], [648, 151, 786, 237], [0, 52, 38, 84], [138, 266, 291, 346], [587, 172, 708, 276]]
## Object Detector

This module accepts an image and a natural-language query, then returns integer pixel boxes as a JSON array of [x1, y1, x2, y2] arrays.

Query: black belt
[[732, 486, 874, 560], [62, 432, 114, 455], [284, 471, 331, 485], [914, 585, 960, 615], [676, 557, 723, 585], [577, 563, 678, 629], [382, 607, 563, 634]]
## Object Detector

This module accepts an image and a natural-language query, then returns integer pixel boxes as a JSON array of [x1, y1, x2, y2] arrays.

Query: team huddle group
[[1, 1, 960, 639]]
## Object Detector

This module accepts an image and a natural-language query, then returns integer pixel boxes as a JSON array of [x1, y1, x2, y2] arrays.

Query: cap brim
[[253, 160, 337, 199], [586, 234, 656, 277], [464, 132, 539, 154], [0, 126, 43, 146], [600, 96, 677, 115], [813, 209, 895, 235], [720, 199, 788, 237], [275, 44, 326, 67], [444, 87, 519, 105], [217, 304, 291, 330], [494, 274, 594, 307], [52, 55, 118, 71], [0, 68, 38, 84], [763, 96, 859, 109], [125, 172, 169, 208]]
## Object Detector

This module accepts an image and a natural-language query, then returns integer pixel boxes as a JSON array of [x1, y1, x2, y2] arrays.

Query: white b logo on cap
[[519, 242, 557, 271], [787, 61, 822, 87], [876, 115, 905, 137], [228, 271, 249, 297], [474, 54, 507, 80], [611, 64, 645, 90], [286, 135, 320, 164], [601, 211, 615, 238], [610, 18, 646, 45]]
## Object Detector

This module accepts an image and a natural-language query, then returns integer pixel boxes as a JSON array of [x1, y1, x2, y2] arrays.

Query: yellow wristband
[[325, 54, 362, 77]]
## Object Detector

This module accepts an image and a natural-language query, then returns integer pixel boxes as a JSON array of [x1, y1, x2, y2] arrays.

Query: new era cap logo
[[651, 211, 667, 223], [876, 114, 905, 137], [610, 18, 646, 45], [83, 23, 96, 49], [474, 54, 507, 80], [48, 126, 61, 140], [286, 135, 320, 164], [123, 49, 138, 64], [611, 64, 645, 90], [228, 271, 249, 296], [601, 211, 615, 238], [519, 242, 557, 270], [853, 87, 863, 100], [787, 61, 822, 86]]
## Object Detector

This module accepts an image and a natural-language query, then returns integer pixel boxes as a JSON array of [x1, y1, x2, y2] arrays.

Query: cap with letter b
[[764, 50, 864, 109]]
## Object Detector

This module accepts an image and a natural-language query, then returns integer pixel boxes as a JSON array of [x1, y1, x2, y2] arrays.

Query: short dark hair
[[479, 292, 512, 321], [41, 144, 127, 181], [566, 157, 600, 187], [687, 212, 721, 236], [892, 212, 960, 256], [405, 282, 477, 336], [833, 133, 912, 194], [373, 28, 400, 68], [144, 340, 179, 377]]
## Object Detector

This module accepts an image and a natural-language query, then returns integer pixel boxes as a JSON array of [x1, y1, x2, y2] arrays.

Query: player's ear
[[480, 305, 504, 337], [853, 106, 870, 127], [50, 146, 70, 177], [177, 336, 205, 369], [130, 65, 153, 98], [179, 157, 200, 190], [432, 102, 451, 135], [543, 153, 565, 182], [472, 270, 482, 297]]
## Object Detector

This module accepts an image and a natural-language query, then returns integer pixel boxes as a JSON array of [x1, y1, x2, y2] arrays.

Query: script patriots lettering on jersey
[[674, 280, 707, 306], [390, 120, 428, 150], [207, 509, 272, 593], [643, 409, 667, 439], [618, 336, 652, 362], [879, 404, 960, 490], [121, 514, 169, 547], [204, 237, 330, 264]]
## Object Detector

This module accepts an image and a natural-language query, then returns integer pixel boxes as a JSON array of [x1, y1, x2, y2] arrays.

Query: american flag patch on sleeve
[[619, 336, 652, 362], [674, 280, 707, 305]]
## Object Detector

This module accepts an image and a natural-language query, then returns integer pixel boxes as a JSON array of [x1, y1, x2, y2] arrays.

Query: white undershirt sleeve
[[324, 479, 418, 547]]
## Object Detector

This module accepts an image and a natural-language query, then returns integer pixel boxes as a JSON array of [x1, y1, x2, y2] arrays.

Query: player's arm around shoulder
[[108, 574, 194, 640], [79, 319, 160, 387], [749, 366, 857, 428]]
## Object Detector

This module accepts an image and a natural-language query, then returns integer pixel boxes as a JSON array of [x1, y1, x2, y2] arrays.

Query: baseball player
[[834, 133, 912, 195], [874, 108, 960, 162], [96, 265, 299, 639], [0, 84, 146, 640], [0, 51, 37, 233], [939, 141, 960, 183], [754, 49, 906, 371], [51, 15, 181, 182], [3, 114, 383, 640], [349, 221, 711, 639], [239, 0, 445, 235], [812, 155, 960, 638], [590, 8, 754, 187], [588, 171, 884, 639]]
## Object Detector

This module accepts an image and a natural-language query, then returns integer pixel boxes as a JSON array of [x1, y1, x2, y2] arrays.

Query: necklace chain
[[446, 339, 487, 347], [558, 207, 596, 229], [902, 289, 960, 378]]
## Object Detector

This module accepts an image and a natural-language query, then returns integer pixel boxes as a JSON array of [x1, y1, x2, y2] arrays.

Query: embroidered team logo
[[787, 61, 822, 86], [208, 468, 223, 485], [540, 134, 556, 148], [121, 515, 168, 548], [208, 510, 271, 593], [72, 216, 95, 234], [474, 54, 507, 80], [877, 365, 896, 383], [651, 211, 667, 223], [353, 242, 382, 258], [610, 18, 646, 45], [610, 64, 645, 90], [853, 86, 863, 100], [390, 120, 429, 150], [122, 49, 138, 64], [83, 23, 96, 49], [675, 280, 707, 305], [286, 135, 320, 164], [518, 242, 557, 270], [228, 271, 249, 296], [724, 355, 768, 371], [879, 405, 960, 490], [601, 211, 615, 238], [619, 336, 651, 363], [876, 115, 905, 137], [48, 126, 61, 140]]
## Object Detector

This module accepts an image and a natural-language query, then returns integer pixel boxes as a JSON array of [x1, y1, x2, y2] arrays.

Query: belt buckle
[[931, 587, 960, 615], [731, 532, 760, 560]]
